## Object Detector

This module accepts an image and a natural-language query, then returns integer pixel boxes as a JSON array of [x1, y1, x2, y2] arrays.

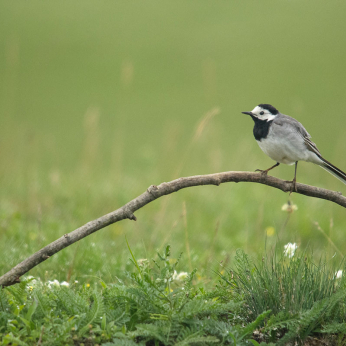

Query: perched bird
[[242, 104, 346, 191]]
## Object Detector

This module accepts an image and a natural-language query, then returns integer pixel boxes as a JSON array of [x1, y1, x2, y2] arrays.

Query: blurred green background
[[1, 1, 346, 284]]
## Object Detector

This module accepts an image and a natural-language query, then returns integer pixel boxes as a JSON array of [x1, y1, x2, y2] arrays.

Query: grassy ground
[[1, 246, 346, 345], [1, 0, 346, 285], [0, 1, 346, 344]]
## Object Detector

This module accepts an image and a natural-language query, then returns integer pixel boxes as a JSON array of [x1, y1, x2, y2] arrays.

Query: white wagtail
[[242, 104, 346, 191]]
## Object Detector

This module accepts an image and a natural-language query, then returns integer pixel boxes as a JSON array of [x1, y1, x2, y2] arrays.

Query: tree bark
[[1, 171, 345, 287]]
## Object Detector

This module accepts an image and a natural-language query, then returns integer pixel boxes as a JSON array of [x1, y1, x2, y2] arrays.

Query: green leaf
[[25, 299, 38, 322], [101, 313, 107, 330], [239, 310, 271, 340], [125, 236, 142, 276]]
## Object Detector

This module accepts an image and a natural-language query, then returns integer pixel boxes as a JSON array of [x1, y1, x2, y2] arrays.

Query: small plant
[[0, 245, 266, 345], [219, 248, 346, 344], [1, 245, 346, 345]]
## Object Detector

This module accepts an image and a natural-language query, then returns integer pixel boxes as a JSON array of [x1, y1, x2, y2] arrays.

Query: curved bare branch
[[1, 171, 345, 287]]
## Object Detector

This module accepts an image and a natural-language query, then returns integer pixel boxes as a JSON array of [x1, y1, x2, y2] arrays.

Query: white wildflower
[[176, 272, 189, 281], [336, 270, 343, 279], [60, 281, 70, 287], [47, 279, 60, 288], [137, 259, 149, 266], [172, 271, 188, 281], [281, 202, 298, 213], [284, 243, 298, 258], [172, 270, 178, 281], [25, 276, 41, 288]]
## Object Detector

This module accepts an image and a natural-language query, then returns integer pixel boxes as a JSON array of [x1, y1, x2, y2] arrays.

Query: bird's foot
[[289, 178, 297, 195], [255, 169, 269, 175]]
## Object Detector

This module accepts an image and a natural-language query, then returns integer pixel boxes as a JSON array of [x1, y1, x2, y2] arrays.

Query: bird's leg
[[255, 162, 280, 175], [289, 161, 298, 194]]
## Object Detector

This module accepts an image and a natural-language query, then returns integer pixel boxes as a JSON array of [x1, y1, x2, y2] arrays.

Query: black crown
[[258, 104, 279, 115]]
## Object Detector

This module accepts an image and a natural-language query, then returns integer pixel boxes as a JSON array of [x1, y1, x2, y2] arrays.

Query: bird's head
[[242, 104, 279, 121]]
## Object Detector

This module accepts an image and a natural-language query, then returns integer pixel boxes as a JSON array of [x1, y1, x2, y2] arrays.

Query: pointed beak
[[242, 111, 254, 116]]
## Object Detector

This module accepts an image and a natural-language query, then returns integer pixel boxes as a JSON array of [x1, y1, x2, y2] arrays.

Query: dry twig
[[1, 171, 345, 287]]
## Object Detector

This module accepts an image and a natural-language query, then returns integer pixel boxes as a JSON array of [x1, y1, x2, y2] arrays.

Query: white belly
[[256, 135, 318, 165]]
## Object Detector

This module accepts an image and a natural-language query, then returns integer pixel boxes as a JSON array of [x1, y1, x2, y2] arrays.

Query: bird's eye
[[260, 111, 264, 115]]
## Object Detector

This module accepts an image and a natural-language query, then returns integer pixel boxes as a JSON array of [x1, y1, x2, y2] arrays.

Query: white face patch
[[251, 106, 276, 121]]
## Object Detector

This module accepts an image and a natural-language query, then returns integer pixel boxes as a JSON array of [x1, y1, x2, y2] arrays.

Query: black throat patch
[[251, 115, 273, 141]]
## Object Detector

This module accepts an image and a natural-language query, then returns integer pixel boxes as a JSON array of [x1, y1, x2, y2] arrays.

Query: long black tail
[[319, 157, 346, 185]]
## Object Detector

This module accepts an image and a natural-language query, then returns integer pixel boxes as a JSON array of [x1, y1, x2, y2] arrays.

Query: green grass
[[1, 0, 346, 283], [1, 245, 346, 345], [226, 248, 345, 316], [1, 1, 346, 343]]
